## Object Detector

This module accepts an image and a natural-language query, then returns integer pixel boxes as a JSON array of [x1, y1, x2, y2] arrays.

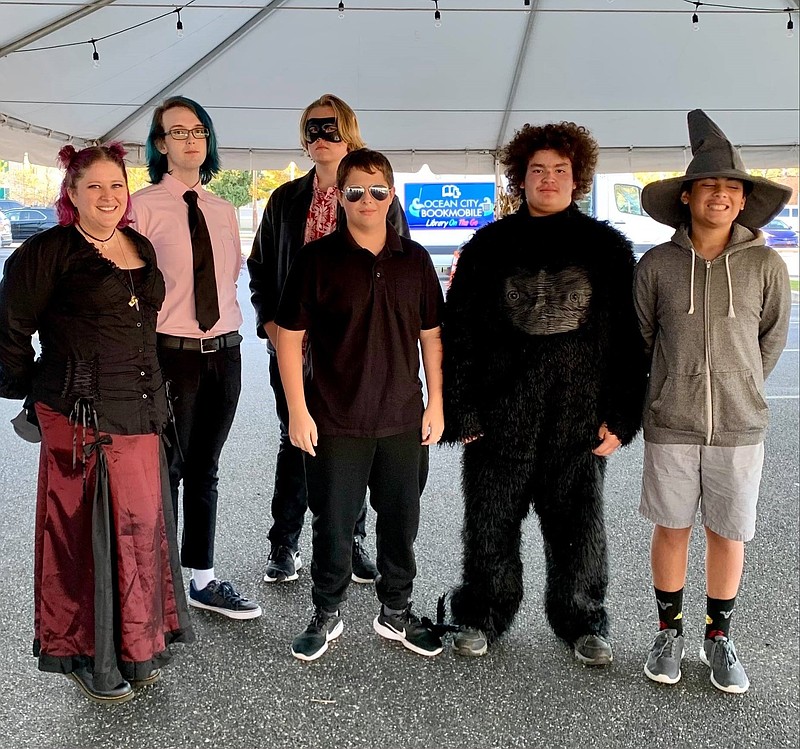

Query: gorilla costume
[[442, 203, 647, 648]]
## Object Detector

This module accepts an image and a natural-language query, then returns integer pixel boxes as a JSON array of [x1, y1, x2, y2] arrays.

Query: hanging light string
[[681, 0, 797, 30], [7, 1, 197, 64], [3, 1, 796, 66]]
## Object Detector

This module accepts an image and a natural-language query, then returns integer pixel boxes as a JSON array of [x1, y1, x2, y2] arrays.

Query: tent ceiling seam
[[99, 0, 291, 142], [0, 0, 119, 59], [496, 0, 539, 152]]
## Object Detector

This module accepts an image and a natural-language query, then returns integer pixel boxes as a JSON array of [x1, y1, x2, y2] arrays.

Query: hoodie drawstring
[[724, 253, 736, 318], [687, 249, 735, 318]]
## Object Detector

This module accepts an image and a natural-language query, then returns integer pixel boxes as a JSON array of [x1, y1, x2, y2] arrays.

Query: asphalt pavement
[[0, 245, 797, 749]]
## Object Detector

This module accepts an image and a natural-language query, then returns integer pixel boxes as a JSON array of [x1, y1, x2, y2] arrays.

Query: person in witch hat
[[634, 110, 792, 693]]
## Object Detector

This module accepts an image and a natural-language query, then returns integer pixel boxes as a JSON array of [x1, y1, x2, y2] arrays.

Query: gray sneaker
[[644, 628, 685, 684], [699, 636, 750, 694], [452, 627, 488, 657], [573, 634, 613, 666]]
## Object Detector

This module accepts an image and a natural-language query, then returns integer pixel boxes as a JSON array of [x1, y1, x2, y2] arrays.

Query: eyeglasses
[[342, 185, 391, 203], [161, 127, 210, 140]]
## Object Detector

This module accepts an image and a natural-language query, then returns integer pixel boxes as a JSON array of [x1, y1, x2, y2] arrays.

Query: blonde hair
[[299, 94, 366, 154]]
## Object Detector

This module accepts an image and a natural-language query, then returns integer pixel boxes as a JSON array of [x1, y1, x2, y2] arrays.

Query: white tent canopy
[[1, 0, 798, 174]]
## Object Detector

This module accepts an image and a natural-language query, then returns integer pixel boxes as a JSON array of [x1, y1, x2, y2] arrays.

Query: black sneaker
[[189, 579, 262, 620], [351, 536, 379, 584], [573, 634, 614, 666], [291, 607, 344, 662], [373, 604, 443, 657], [264, 545, 302, 583]]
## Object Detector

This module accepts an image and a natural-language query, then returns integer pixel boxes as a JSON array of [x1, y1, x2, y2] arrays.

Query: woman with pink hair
[[0, 143, 193, 704]]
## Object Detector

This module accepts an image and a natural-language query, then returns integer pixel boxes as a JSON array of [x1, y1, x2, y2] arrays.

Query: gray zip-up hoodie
[[634, 223, 790, 447]]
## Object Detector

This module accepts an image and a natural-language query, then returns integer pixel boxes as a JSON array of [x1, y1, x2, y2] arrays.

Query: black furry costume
[[442, 204, 647, 646]]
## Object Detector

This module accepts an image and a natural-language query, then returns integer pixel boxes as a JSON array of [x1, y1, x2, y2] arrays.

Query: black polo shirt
[[276, 223, 443, 438]]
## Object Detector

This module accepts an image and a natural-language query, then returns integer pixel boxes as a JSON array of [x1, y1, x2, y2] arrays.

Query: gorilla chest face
[[502, 266, 592, 335]]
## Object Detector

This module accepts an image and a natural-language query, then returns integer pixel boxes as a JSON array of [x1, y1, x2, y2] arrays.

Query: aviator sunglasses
[[342, 185, 391, 203]]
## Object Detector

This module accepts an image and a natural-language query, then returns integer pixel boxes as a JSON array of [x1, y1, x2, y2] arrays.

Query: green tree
[[207, 170, 252, 210]]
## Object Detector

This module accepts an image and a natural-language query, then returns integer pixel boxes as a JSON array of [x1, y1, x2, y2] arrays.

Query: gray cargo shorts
[[639, 441, 764, 542]]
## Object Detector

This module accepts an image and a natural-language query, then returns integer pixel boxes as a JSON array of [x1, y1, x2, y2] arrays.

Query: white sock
[[192, 568, 215, 590]]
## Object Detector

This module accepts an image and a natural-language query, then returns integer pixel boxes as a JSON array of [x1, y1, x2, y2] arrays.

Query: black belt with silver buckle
[[157, 332, 243, 354]]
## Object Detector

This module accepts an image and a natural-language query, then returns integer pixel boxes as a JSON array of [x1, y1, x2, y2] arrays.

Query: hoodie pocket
[[712, 371, 769, 434], [649, 374, 706, 434]]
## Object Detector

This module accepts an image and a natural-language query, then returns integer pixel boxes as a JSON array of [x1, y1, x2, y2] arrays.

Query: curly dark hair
[[501, 121, 599, 201]]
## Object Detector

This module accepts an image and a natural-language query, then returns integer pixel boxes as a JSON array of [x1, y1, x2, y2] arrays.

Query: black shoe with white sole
[[292, 607, 343, 662], [373, 604, 443, 657], [351, 537, 379, 583], [264, 545, 302, 583]]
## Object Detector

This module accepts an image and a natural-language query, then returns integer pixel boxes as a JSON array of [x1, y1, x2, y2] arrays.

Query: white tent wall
[[0, 0, 798, 173]]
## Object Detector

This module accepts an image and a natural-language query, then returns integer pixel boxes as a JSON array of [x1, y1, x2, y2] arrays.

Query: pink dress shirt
[[131, 173, 243, 338]]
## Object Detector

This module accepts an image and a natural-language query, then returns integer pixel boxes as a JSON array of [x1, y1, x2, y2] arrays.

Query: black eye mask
[[305, 117, 342, 144]]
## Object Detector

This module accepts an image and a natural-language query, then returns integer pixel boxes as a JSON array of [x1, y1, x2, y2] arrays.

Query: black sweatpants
[[304, 430, 425, 612]]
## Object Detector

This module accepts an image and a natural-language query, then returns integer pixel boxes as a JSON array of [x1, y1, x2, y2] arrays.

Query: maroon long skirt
[[33, 404, 193, 690]]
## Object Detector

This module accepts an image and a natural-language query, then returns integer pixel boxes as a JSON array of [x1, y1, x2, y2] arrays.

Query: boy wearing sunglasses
[[248, 94, 409, 588], [275, 148, 444, 662]]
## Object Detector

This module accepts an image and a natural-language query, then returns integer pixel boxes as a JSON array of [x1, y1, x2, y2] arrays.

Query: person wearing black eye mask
[[304, 117, 342, 144], [247, 94, 410, 589]]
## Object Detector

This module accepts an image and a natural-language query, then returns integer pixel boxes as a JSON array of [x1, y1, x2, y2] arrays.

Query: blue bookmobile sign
[[404, 182, 495, 230]]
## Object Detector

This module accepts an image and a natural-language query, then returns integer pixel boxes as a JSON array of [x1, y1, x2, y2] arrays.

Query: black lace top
[[0, 224, 168, 434]]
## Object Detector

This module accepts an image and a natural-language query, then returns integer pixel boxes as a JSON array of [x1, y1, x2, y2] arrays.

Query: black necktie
[[183, 190, 220, 332]]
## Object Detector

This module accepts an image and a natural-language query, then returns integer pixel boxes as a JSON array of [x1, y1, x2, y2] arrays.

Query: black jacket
[[442, 204, 647, 453], [247, 167, 410, 345], [0, 225, 168, 434]]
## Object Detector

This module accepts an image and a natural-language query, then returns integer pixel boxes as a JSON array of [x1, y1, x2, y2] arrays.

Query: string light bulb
[[433, 0, 441, 27], [787, 13, 794, 38], [338, 1, 344, 19], [176, 9, 184, 38], [91, 39, 100, 68], [691, 2, 700, 31], [524, 1, 530, 6]]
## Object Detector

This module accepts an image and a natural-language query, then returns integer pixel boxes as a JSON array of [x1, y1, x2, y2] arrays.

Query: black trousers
[[267, 353, 366, 551], [450, 439, 609, 645], [305, 430, 425, 612], [159, 344, 242, 570]]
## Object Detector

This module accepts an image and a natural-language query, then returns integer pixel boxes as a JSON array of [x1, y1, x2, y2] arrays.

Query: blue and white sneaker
[[189, 579, 262, 620]]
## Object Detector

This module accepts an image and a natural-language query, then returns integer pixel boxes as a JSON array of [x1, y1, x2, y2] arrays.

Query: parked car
[[0, 199, 25, 212], [0, 210, 12, 247], [4, 206, 58, 241], [762, 218, 799, 249]]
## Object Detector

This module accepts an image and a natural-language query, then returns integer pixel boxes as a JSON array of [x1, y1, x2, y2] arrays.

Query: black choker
[[78, 224, 116, 243]]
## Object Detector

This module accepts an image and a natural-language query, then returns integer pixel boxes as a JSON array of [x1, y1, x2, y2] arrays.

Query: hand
[[592, 423, 621, 457], [289, 409, 318, 457], [421, 404, 444, 446], [264, 321, 278, 348], [462, 433, 483, 444]]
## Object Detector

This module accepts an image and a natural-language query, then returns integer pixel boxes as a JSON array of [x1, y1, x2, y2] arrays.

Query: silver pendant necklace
[[117, 235, 140, 311], [77, 223, 139, 311]]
